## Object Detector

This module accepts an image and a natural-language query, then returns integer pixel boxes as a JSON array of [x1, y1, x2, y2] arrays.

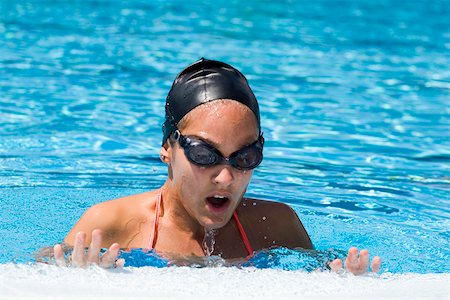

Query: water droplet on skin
[[252, 202, 256, 206], [262, 216, 266, 221], [272, 240, 276, 244], [243, 202, 246, 206], [264, 236, 267, 240]]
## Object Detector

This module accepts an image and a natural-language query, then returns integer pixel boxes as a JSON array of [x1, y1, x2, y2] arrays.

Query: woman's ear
[[160, 143, 172, 164]]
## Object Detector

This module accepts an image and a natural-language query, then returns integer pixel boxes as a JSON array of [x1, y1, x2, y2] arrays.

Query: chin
[[201, 216, 230, 231]]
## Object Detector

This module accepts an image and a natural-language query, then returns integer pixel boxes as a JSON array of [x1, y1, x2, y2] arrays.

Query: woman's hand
[[329, 247, 381, 275], [53, 229, 125, 268]]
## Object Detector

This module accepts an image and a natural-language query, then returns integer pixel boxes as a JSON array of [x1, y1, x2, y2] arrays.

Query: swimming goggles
[[172, 130, 264, 170]]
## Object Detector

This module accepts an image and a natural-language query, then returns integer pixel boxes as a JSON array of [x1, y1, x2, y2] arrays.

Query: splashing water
[[202, 229, 217, 256]]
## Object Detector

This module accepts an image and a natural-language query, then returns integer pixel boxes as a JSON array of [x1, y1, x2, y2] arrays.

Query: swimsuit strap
[[233, 211, 254, 256], [149, 188, 162, 250]]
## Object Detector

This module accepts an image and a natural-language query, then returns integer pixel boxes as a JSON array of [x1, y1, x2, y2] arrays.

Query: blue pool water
[[0, 0, 449, 277]]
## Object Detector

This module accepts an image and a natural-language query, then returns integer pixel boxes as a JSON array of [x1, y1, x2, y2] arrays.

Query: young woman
[[53, 58, 381, 274]]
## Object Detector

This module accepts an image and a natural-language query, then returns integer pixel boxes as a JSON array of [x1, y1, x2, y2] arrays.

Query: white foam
[[0, 263, 448, 300]]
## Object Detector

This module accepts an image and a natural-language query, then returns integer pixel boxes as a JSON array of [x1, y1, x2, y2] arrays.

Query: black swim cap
[[162, 58, 260, 146]]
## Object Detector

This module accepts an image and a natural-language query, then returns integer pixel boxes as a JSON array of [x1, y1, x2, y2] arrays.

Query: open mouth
[[206, 195, 230, 210]]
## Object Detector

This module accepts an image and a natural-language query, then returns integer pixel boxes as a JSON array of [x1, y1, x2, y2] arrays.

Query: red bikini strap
[[233, 211, 254, 257], [149, 188, 162, 250]]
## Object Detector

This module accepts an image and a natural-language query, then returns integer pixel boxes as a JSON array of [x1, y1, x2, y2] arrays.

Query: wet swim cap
[[162, 58, 260, 146]]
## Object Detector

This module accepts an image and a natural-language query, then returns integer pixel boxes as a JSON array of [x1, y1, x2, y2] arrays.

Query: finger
[[328, 259, 342, 273], [99, 243, 121, 268], [359, 249, 370, 274], [72, 231, 87, 267], [53, 244, 66, 267], [371, 256, 381, 273], [115, 258, 125, 268], [344, 247, 359, 272], [86, 229, 103, 264]]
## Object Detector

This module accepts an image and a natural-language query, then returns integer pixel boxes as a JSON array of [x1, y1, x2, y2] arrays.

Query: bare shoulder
[[237, 198, 313, 250], [239, 198, 295, 213], [238, 198, 300, 223], [64, 190, 158, 246]]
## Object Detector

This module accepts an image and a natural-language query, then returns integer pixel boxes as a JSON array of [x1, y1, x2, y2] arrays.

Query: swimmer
[[52, 58, 381, 274]]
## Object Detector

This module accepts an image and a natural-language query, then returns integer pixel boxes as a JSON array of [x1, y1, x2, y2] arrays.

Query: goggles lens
[[173, 130, 263, 170]]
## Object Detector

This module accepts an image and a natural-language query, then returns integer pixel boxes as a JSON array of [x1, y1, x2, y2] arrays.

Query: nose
[[212, 165, 234, 187]]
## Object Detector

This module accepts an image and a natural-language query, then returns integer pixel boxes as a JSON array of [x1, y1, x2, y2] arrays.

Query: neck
[[160, 180, 205, 241]]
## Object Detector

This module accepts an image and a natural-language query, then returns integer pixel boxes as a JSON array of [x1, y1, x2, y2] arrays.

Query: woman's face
[[167, 100, 259, 230]]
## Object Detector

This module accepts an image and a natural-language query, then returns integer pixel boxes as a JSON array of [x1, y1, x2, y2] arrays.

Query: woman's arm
[[64, 201, 121, 246], [54, 229, 124, 268], [54, 201, 125, 268], [241, 199, 381, 275]]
